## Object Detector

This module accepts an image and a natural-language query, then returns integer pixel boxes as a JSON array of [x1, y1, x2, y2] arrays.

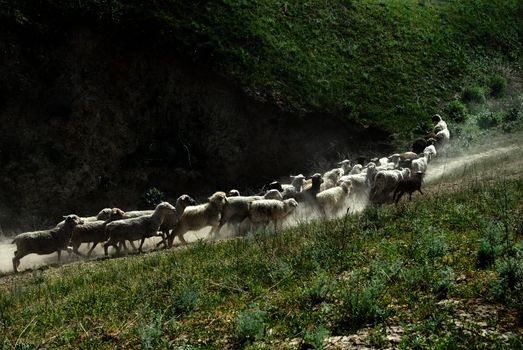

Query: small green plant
[[476, 112, 500, 129], [139, 312, 163, 350], [445, 100, 468, 123], [476, 223, 502, 268], [462, 85, 486, 103], [171, 284, 199, 315], [233, 308, 266, 346], [143, 187, 165, 207], [503, 108, 521, 123], [301, 325, 329, 350], [308, 271, 336, 304], [488, 74, 507, 97]]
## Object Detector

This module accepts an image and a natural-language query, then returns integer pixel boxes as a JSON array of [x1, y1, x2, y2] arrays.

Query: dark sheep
[[393, 172, 425, 204]]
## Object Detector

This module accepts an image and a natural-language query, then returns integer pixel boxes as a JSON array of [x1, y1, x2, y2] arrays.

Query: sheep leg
[[87, 242, 99, 257], [418, 189, 424, 195], [395, 191, 404, 204], [12, 251, 25, 273], [128, 240, 138, 251], [72, 242, 85, 257], [57, 250, 62, 264], [138, 238, 146, 253], [408, 192, 413, 201], [177, 233, 188, 245]]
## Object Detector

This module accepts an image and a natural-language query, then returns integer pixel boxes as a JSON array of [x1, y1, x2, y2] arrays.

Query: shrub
[[462, 85, 486, 103], [445, 100, 468, 123], [143, 187, 165, 207], [476, 223, 502, 268], [476, 112, 500, 129], [171, 284, 199, 315], [489, 74, 507, 97], [302, 325, 329, 350], [503, 108, 521, 123], [233, 309, 266, 346], [333, 279, 390, 333]]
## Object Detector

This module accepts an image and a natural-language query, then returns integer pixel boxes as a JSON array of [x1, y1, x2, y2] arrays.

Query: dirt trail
[[0, 141, 520, 278], [425, 144, 521, 183]]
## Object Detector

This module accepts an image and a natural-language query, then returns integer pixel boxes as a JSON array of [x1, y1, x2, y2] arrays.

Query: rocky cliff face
[[0, 27, 392, 232]]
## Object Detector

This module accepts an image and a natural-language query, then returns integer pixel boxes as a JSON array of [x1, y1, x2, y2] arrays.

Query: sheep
[[316, 180, 353, 217], [410, 153, 429, 174], [349, 164, 363, 175], [432, 114, 448, 133], [216, 190, 283, 236], [294, 173, 323, 206], [168, 191, 228, 246], [227, 189, 240, 197], [370, 168, 411, 203], [339, 163, 377, 190], [320, 168, 343, 191], [423, 144, 437, 163], [56, 207, 113, 228], [156, 195, 197, 247], [103, 202, 176, 255], [69, 208, 125, 257], [281, 174, 306, 199], [393, 172, 425, 203], [412, 138, 429, 154], [244, 198, 299, 231], [434, 128, 450, 151], [12, 214, 84, 273]]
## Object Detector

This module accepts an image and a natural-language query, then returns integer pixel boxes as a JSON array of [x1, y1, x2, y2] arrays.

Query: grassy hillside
[[1, 132, 522, 349], [1, 0, 522, 140]]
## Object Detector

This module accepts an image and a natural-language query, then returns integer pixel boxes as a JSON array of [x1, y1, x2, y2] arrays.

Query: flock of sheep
[[9, 114, 450, 273]]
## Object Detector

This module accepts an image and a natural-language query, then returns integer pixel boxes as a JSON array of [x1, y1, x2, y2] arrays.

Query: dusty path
[[1, 140, 521, 279]]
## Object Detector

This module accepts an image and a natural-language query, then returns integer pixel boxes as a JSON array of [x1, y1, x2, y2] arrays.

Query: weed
[[488, 73, 507, 97], [446, 99, 468, 123], [477, 111, 500, 129], [462, 85, 486, 103], [233, 308, 266, 346], [171, 284, 199, 315], [301, 325, 329, 350]]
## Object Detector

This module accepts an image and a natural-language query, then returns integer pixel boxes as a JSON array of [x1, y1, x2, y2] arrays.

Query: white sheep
[[316, 180, 353, 217], [320, 168, 343, 191], [12, 214, 84, 272], [69, 208, 125, 257], [410, 153, 429, 174], [169, 191, 228, 246], [432, 114, 448, 133], [423, 144, 437, 163], [435, 128, 450, 151], [349, 164, 363, 175], [282, 174, 306, 199], [370, 168, 411, 202], [217, 190, 283, 236], [56, 207, 113, 228], [244, 198, 299, 231], [103, 202, 175, 255]]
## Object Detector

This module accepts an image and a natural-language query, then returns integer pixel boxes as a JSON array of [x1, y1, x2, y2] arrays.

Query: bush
[[233, 309, 266, 346], [476, 223, 502, 268], [462, 85, 486, 103], [143, 187, 165, 207], [302, 325, 329, 350], [489, 74, 507, 97], [171, 284, 199, 314], [445, 100, 468, 123], [503, 108, 521, 123], [476, 112, 500, 129]]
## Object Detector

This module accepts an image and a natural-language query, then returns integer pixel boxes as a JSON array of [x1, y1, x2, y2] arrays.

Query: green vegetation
[[1, 0, 522, 140], [1, 133, 522, 348]]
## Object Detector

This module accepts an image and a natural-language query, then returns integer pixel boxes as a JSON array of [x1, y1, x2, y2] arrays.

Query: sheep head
[[227, 189, 240, 197], [209, 191, 228, 208], [177, 194, 196, 208], [110, 208, 125, 220], [62, 215, 84, 227], [283, 198, 298, 213]]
